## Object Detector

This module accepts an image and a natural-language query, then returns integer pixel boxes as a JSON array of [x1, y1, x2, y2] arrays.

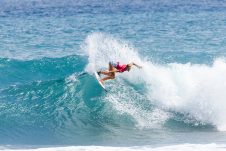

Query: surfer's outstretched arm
[[129, 62, 142, 69]]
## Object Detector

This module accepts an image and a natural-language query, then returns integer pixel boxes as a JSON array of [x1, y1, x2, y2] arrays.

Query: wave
[[0, 55, 86, 88], [1, 71, 159, 144], [0, 72, 106, 144], [84, 32, 226, 131], [1, 33, 226, 144]]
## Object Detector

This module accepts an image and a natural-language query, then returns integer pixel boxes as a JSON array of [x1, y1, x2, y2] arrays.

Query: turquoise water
[[1, 0, 226, 149]]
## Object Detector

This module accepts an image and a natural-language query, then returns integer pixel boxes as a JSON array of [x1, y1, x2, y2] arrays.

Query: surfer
[[98, 61, 142, 84]]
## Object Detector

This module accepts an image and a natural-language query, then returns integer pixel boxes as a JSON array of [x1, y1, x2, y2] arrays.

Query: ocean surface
[[1, 0, 226, 150]]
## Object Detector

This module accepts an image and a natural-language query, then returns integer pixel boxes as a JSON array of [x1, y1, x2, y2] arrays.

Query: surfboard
[[94, 71, 107, 91]]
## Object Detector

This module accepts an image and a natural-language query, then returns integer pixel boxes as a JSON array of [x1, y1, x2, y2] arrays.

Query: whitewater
[[85, 33, 226, 131]]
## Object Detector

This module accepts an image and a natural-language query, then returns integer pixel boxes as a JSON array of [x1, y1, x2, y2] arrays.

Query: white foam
[[141, 59, 226, 130], [84, 33, 226, 131], [105, 81, 169, 129], [2, 144, 226, 151], [83, 32, 143, 73]]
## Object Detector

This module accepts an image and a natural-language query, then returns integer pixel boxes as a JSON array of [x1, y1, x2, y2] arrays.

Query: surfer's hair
[[126, 64, 131, 71]]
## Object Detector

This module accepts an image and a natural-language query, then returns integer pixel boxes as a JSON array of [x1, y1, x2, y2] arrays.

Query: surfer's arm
[[129, 62, 142, 69]]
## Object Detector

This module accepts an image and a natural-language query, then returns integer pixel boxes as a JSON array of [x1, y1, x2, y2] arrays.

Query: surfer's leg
[[100, 70, 116, 84], [99, 62, 117, 76], [100, 68, 117, 75], [109, 62, 114, 71], [99, 62, 116, 77], [100, 70, 112, 76], [100, 76, 115, 84]]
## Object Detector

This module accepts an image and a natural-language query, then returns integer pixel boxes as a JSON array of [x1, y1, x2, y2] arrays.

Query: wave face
[[1, 33, 226, 145]]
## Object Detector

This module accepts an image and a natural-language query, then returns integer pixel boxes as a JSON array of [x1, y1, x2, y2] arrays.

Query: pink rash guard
[[116, 62, 127, 72]]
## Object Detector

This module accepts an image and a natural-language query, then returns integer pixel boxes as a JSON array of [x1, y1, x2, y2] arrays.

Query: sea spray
[[83, 32, 143, 73]]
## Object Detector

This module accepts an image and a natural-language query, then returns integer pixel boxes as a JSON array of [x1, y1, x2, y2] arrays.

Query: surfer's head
[[126, 64, 132, 71]]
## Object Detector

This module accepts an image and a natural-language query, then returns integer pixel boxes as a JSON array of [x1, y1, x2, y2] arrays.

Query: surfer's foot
[[97, 71, 101, 76]]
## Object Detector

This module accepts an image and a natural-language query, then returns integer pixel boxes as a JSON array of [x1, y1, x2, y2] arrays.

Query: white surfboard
[[94, 71, 106, 91]]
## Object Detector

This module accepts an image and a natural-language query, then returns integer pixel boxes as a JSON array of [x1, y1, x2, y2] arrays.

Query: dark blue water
[[1, 0, 226, 149]]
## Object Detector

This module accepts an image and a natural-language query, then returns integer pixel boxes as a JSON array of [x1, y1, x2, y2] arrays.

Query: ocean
[[1, 0, 226, 150]]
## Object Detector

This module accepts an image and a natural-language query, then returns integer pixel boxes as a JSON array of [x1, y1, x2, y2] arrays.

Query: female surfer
[[98, 61, 142, 84]]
